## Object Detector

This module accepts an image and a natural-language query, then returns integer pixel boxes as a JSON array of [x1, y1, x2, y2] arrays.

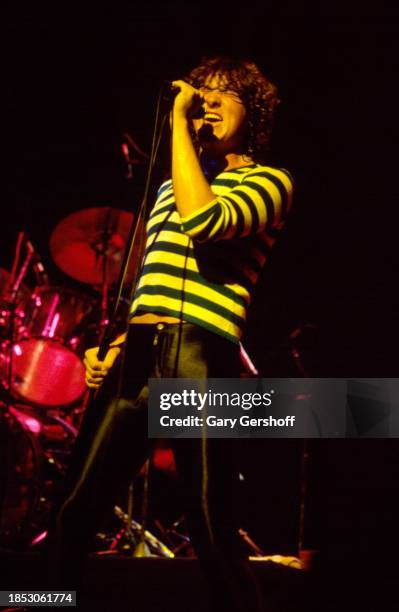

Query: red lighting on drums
[[12, 339, 87, 407], [13, 344, 22, 356], [24, 417, 42, 434], [0, 216, 135, 550], [48, 312, 60, 338], [10, 406, 43, 434], [69, 336, 80, 350]]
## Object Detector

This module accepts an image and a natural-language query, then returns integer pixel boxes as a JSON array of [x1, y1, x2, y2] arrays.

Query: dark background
[[4, 5, 399, 564], [5, 8, 398, 375]]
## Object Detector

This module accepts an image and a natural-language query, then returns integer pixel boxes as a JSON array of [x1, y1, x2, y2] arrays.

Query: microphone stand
[[55, 97, 169, 555], [95, 91, 169, 363], [95, 209, 113, 345], [91, 116, 168, 557]]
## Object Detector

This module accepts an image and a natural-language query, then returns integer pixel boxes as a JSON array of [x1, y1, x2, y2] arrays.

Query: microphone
[[162, 81, 180, 106], [26, 240, 49, 285], [162, 81, 205, 118]]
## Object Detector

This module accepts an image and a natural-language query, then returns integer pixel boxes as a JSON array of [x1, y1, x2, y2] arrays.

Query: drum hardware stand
[[133, 459, 149, 557], [95, 506, 174, 559], [69, 391, 91, 431], [288, 324, 320, 562], [124, 481, 136, 552], [238, 528, 264, 557], [101, 492, 148, 556], [94, 444, 174, 559], [153, 515, 193, 556], [95, 468, 174, 559], [101, 482, 142, 556], [5, 240, 35, 407], [1, 233, 34, 532], [153, 516, 264, 558], [1, 235, 35, 417], [96, 462, 154, 557]]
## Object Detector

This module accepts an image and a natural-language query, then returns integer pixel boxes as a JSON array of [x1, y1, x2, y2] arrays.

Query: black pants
[[48, 323, 264, 612]]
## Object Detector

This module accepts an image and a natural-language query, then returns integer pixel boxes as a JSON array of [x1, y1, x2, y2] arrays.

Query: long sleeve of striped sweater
[[179, 166, 293, 242]]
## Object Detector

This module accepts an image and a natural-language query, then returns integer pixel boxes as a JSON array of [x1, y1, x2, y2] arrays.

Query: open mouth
[[204, 112, 222, 123]]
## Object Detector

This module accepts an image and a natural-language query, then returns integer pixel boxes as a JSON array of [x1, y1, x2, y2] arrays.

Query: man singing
[[52, 56, 293, 612]]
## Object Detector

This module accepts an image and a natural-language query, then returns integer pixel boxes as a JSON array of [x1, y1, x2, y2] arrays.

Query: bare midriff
[[129, 312, 184, 324]]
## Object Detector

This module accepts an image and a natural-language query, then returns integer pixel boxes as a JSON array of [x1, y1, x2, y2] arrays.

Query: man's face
[[192, 74, 248, 158]]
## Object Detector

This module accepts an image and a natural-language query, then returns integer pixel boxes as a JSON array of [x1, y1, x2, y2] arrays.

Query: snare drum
[[9, 287, 94, 408]]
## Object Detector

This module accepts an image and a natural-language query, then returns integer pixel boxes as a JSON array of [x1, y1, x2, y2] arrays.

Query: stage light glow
[[31, 530, 48, 545], [13, 344, 22, 356], [48, 312, 60, 338]]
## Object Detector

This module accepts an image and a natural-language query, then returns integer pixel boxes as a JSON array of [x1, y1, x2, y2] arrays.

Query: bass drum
[[0, 405, 76, 548]]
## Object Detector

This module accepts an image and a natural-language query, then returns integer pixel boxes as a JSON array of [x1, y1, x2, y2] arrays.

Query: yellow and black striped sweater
[[129, 163, 294, 343]]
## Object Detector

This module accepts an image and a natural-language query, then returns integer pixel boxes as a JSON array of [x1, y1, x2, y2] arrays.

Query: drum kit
[[0, 206, 139, 549]]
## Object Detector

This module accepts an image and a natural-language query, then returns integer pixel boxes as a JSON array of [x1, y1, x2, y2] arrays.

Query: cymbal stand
[[1, 233, 31, 531], [5, 239, 34, 410]]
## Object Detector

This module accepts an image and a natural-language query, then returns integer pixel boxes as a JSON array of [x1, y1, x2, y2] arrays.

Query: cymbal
[[50, 207, 143, 285], [0, 268, 30, 303]]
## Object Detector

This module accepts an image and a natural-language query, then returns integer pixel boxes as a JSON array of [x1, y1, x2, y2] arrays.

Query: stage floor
[[0, 550, 312, 611]]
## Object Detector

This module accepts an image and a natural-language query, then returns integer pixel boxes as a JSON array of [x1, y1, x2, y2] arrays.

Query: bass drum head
[[12, 338, 87, 408]]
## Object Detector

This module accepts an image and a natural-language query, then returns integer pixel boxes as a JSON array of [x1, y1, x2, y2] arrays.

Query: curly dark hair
[[186, 56, 280, 163]]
